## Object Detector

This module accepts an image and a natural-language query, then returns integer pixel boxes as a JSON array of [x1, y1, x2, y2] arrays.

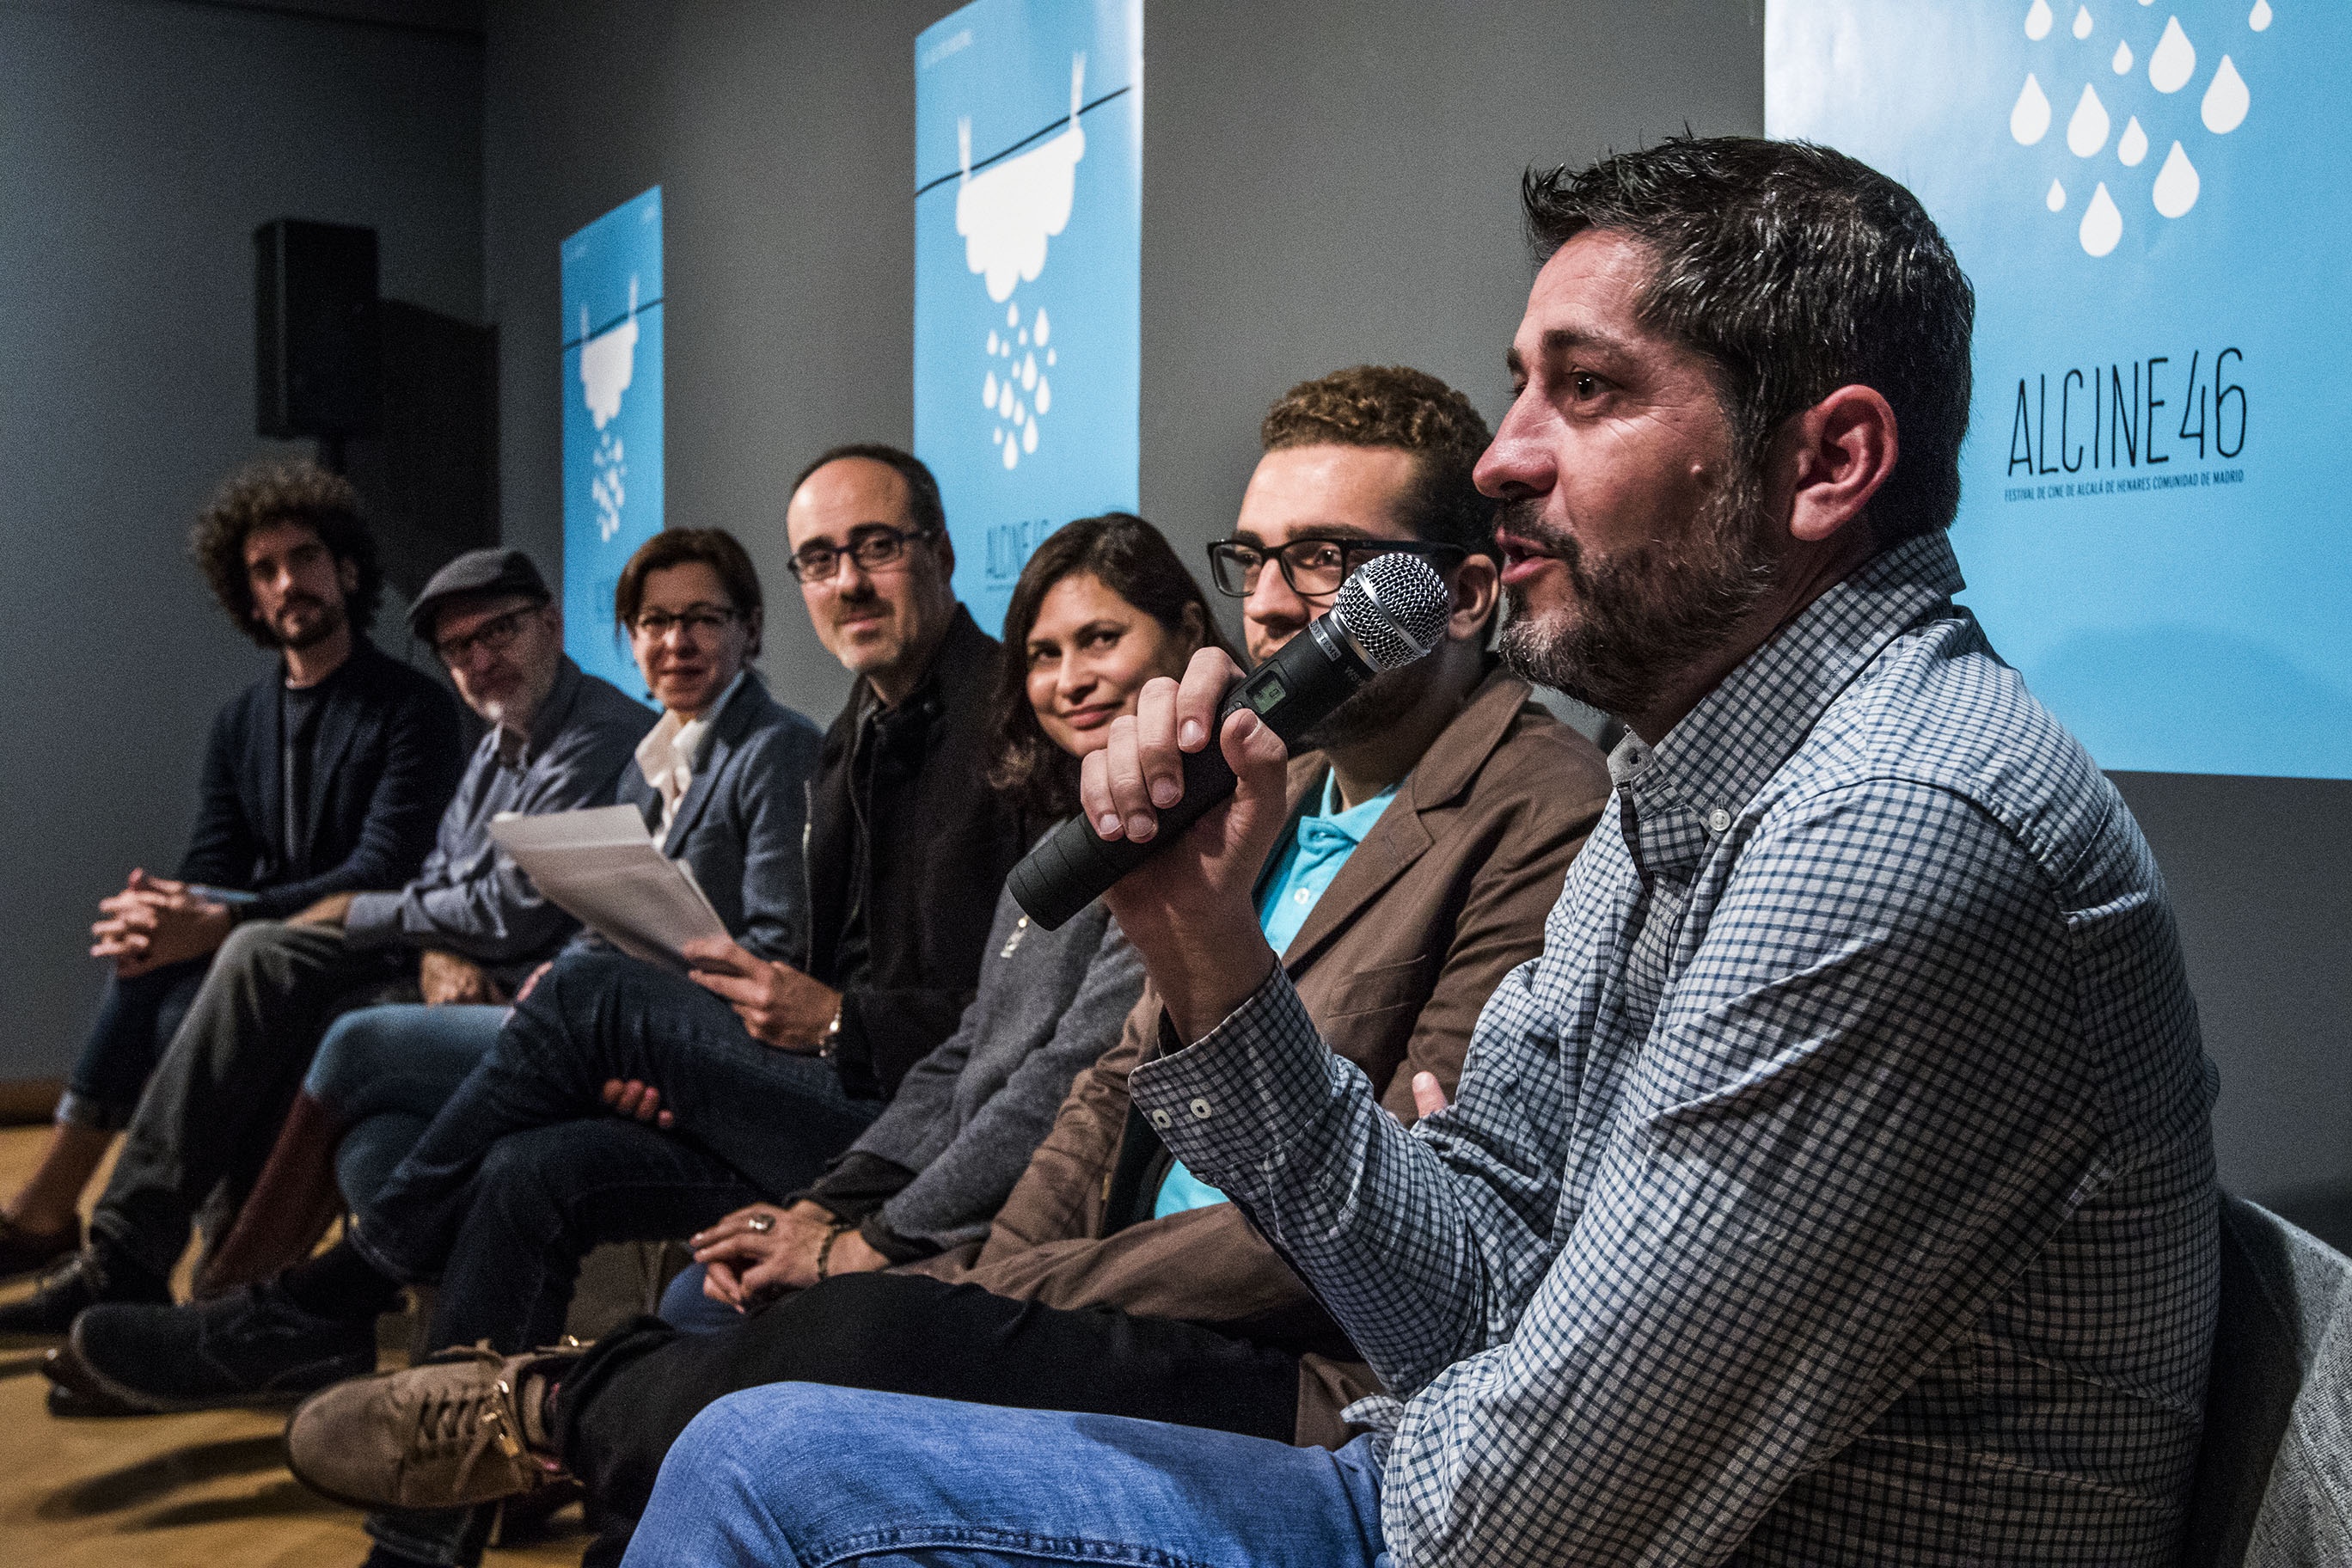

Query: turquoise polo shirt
[[1152, 771, 1400, 1221]]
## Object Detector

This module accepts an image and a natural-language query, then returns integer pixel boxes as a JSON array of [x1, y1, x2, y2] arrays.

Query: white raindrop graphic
[[1045, 348, 1057, 366], [983, 370, 999, 408], [986, 329, 1000, 355], [1034, 377, 1050, 413], [1003, 434, 1019, 469], [2149, 16, 2196, 92], [1020, 352, 1038, 391], [2012, 74, 2053, 143], [2067, 83, 2111, 156], [2047, 177, 2069, 211], [2118, 115, 2149, 165], [2073, 4, 2094, 38], [2079, 182, 2123, 254], [2113, 40, 2135, 72], [2025, 0, 2055, 39], [1007, 303, 1020, 328], [2202, 55, 2249, 132], [1033, 308, 1050, 346], [2153, 141, 2201, 216], [1022, 419, 1038, 454], [2249, 0, 2272, 29]]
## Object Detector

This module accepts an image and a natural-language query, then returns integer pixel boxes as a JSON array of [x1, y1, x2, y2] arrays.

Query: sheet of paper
[[490, 804, 727, 966]]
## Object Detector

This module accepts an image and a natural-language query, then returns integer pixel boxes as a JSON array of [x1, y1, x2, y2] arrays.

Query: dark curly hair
[[1259, 364, 1499, 560], [1520, 136, 1974, 547], [189, 459, 383, 647], [986, 513, 1240, 820]]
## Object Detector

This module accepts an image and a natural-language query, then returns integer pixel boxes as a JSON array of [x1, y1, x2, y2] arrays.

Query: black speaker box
[[255, 218, 381, 439]]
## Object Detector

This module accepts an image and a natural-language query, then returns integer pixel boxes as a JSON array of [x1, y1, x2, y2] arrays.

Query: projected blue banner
[[560, 186, 665, 698], [1768, 1, 2349, 779], [915, 0, 1142, 636]]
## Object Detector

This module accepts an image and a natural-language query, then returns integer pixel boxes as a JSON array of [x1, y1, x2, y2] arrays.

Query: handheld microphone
[[1008, 551, 1452, 929]]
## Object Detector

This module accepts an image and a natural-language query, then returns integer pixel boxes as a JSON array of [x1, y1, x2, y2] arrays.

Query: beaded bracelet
[[815, 1222, 851, 1281]]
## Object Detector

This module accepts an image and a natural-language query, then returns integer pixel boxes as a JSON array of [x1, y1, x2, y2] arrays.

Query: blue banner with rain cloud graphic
[[914, 0, 1142, 637], [561, 186, 665, 698], [1768, 1, 2350, 778]]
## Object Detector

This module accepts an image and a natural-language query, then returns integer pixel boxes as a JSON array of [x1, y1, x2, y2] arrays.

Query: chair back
[[2182, 1196, 2352, 1566]]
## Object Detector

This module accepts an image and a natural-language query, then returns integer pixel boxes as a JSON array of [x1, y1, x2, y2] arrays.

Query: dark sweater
[[177, 637, 464, 921], [802, 606, 1044, 1100]]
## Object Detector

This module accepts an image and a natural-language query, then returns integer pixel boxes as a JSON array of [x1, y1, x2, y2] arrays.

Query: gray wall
[[0, 0, 484, 1079], [11, 0, 2346, 1232]]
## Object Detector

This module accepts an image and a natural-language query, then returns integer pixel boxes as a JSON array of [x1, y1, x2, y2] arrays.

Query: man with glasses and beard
[[0, 462, 466, 1315], [613, 139, 2219, 1568]]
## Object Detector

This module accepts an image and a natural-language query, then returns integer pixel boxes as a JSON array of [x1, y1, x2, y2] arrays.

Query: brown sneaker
[[285, 1341, 579, 1511]]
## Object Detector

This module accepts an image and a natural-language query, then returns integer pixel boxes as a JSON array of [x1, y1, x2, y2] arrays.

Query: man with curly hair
[[0, 460, 464, 1326]]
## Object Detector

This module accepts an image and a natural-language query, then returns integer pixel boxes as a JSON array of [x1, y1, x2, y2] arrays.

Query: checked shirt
[[1131, 531, 2220, 1565]]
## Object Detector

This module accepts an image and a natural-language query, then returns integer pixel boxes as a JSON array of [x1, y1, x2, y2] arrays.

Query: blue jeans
[[655, 1261, 745, 1333], [622, 1383, 1390, 1568], [58, 957, 211, 1130], [350, 952, 881, 1567], [304, 1003, 508, 1207]]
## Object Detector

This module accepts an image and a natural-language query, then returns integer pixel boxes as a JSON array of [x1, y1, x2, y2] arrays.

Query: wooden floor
[[0, 1124, 585, 1567]]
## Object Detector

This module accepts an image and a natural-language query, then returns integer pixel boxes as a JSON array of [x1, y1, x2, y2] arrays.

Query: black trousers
[[560, 1271, 1303, 1568]]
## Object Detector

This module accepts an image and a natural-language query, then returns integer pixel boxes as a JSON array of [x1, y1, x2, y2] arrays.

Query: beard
[[268, 592, 347, 651], [1496, 466, 1778, 721]]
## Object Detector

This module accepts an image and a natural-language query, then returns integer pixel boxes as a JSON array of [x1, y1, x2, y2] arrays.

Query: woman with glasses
[[177, 529, 826, 1299]]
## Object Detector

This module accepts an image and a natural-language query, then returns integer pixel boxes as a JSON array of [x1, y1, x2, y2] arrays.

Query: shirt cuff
[[1128, 965, 1337, 1194], [340, 891, 405, 948]]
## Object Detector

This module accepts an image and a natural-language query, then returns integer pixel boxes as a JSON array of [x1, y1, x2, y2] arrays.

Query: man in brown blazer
[[278, 368, 1613, 1568]]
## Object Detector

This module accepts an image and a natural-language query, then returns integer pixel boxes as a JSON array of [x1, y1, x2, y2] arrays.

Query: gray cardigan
[[807, 880, 1142, 1257]]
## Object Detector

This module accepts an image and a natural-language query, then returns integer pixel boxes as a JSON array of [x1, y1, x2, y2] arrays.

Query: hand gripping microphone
[[1008, 551, 1453, 929]]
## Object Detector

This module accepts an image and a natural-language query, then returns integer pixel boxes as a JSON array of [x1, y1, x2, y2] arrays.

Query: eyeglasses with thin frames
[[433, 604, 544, 665], [628, 605, 741, 640], [788, 524, 939, 585], [1204, 536, 1467, 601]]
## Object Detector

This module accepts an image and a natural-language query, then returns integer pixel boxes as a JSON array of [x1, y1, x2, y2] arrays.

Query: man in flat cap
[[1, 548, 652, 1339]]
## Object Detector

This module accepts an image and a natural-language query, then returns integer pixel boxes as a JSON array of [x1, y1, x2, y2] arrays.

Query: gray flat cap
[[408, 548, 551, 638]]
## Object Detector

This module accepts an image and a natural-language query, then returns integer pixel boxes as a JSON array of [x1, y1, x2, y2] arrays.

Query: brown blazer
[[907, 666, 1613, 1444]]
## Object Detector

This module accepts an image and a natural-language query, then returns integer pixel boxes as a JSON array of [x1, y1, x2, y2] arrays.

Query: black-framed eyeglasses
[[628, 604, 740, 640], [433, 604, 542, 665], [788, 524, 939, 585], [1205, 536, 1467, 600]]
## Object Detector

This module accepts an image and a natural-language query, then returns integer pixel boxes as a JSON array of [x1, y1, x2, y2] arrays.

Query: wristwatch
[[819, 1000, 842, 1059]]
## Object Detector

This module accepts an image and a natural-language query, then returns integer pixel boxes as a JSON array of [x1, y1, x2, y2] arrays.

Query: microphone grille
[[1335, 553, 1450, 671]]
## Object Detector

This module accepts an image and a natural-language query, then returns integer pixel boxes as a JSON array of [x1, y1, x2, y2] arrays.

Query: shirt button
[[1148, 1108, 1173, 1130], [1294, 889, 1311, 903], [1189, 1097, 1212, 1120], [1706, 807, 1732, 834], [1015, 916, 1028, 928]]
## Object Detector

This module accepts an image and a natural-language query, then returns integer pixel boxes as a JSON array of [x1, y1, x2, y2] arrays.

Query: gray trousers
[[90, 919, 412, 1281]]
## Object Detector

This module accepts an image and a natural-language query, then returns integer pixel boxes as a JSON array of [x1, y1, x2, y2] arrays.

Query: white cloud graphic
[[579, 275, 640, 430], [955, 54, 1087, 304], [579, 276, 641, 542]]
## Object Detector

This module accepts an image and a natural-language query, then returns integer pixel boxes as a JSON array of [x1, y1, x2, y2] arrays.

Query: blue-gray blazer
[[613, 674, 824, 965]]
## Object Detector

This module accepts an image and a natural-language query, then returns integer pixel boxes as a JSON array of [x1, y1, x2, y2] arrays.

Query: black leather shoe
[[0, 1249, 169, 1347], [0, 1213, 82, 1283], [42, 1342, 148, 1417], [69, 1279, 377, 1413]]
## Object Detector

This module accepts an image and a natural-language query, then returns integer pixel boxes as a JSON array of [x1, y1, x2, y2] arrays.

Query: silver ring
[[746, 1212, 775, 1234]]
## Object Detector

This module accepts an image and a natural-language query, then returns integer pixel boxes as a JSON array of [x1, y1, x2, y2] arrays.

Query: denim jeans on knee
[[58, 958, 211, 1131], [351, 952, 879, 1286], [622, 1385, 1390, 1568], [306, 1003, 508, 1207]]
